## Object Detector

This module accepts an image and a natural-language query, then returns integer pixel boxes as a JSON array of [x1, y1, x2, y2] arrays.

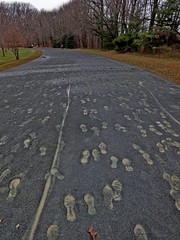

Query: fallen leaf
[[87, 227, 97, 240], [16, 224, 20, 229]]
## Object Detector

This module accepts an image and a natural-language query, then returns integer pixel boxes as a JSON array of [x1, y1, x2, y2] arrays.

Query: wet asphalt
[[0, 48, 180, 240]]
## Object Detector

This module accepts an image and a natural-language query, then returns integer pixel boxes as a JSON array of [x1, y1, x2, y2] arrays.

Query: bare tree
[[5, 23, 25, 60], [149, 0, 159, 30]]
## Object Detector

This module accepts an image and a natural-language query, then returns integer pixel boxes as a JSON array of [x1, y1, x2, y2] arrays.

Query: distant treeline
[[0, 0, 179, 57]]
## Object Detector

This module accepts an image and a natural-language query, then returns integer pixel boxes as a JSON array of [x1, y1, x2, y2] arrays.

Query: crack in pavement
[[26, 84, 71, 240]]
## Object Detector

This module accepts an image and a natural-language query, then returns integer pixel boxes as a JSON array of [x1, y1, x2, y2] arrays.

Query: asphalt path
[[0, 48, 180, 240]]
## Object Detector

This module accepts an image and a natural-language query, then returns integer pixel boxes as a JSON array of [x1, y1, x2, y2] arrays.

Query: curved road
[[0, 49, 180, 240]]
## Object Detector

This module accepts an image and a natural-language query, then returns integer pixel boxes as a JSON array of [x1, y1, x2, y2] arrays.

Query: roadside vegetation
[[78, 47, 180, 84], [0, 48, 42, 72], [0, 1, 179, 83]]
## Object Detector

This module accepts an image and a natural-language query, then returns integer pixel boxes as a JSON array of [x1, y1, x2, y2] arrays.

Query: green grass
[[0, 48, 42, 71]]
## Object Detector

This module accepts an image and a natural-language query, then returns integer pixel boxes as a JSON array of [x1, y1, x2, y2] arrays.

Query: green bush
[[65, 35, 76, 49], [61, 34, 76, 49], [132, 32, 155, 52], [102, 40, 114, 50], [113, 34, 135, 52], [132, 31, 169, 52], [52, 38, 61, 48], [113, 30, 179, 53]]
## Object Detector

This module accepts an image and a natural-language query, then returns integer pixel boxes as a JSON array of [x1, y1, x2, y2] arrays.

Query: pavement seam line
[[27, 84, 71, 240], [148, 90, 180, 126]]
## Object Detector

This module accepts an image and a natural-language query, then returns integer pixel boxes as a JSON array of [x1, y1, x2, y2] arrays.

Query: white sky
[[6, 0, 70, 10]]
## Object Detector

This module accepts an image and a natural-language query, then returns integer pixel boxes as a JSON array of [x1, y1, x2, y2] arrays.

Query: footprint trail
[[64, 194, 76, 222], [84, 193, 96, 215]]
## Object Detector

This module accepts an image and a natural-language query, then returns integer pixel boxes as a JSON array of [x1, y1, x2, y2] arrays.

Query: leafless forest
[[0, 0, 179, 53]]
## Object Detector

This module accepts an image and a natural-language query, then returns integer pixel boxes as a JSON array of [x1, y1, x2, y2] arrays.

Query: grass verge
[[0, 48, 42, 72], [77, 49, 180, 84]]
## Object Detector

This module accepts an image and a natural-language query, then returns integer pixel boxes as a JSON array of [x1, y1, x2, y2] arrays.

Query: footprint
[[27, 108, 33, 114], [122, 158, 133, 172], [99, 142, 107, 155], [156, 121, 179, 137], [163, 172, 180, 211], [160, 112, 166, 119], [142, 153, 153, 165], [170, 189, 180, 210], [64, 194, 76, 222], [137, 126, 147, 137], [80, 124, 88, 133], [0, 169, 11, 183], [166, 138, 180, 154], [50, 168, 64, 180], [149, 125, 163, 136], [91, 127, 100, 136], [24, 139, 31, 149], [92, 149, 100, 161], [90, 109, 98, 114], [84, 193, 96, 215], [133, 144, 153, 165], [29, 132, 36, 140], [81, 99, 86, 104], [156, 142, 165, 153], [124, 115, 131, 121], [0, 136, 8, 146], [132, 144, 141, 151], [104, 106, 109, 111], [83, 108, 88, 115], [39, 146, 47, 156], [7, 178, 21, 199], [80, 150, 90, 164], [163, 120, 171, 128], [102, 184, 114, 209], [166, 138, 180, 147], [163, 172, 171, 182], [133, 112, 144, 123], [89, 109, 98, 119], [42, 116, 50, 124], [134, 224, 148, 240], [47, 224, 59, 240], [112, 180, 122, 201], [110, 156, 119, 169], [115, 124, 127, 133], [102, 121, 108, 129], [144, 108, 152, 114]]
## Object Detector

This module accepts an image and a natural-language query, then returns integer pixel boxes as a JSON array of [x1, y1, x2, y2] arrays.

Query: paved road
[[0, 48, 180, 240]]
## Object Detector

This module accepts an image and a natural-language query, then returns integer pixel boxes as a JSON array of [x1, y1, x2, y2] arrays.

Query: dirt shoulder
[[77, 49, 180, 85]]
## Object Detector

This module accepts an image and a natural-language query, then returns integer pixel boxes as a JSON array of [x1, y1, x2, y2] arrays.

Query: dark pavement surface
[[0, 48, 180, 240]]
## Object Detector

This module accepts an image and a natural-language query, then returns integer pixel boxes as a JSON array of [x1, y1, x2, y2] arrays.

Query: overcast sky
[[6, 0, 70, 10]]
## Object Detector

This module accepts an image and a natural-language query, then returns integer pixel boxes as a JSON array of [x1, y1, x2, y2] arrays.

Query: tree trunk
[[149, 0, 159, 30], [12, 47, 20, 60], [100, 0, 104, 48], [1, 47, 5, 57]]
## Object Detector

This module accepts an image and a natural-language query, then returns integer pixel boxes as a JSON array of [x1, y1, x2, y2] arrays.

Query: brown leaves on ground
[[87, 227, 97, 240], [77, 49, 180, 85]]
